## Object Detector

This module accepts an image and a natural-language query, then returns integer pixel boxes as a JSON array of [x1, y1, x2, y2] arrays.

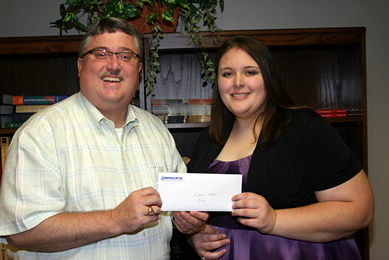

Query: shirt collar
[[78, 92, 139, 133]]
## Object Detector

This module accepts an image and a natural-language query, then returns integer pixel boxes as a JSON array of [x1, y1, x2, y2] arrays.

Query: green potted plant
[[51, 0, 224, 93]]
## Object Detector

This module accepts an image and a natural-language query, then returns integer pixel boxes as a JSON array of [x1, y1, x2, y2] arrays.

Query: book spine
[[1, 136, 10, 171], [12, 95, 67, 105], [1, 242, 11, 260], [5, 122, 24, 128], [0, 105, 14, 115], [316, 109, 360, 114], [12, 113, 34, 122], [187, 115, 211, 123], [0, 115, 13, 128], [15, 105, 51, 113], [0, 94, 13, 104], [319, 113, 361, 118]]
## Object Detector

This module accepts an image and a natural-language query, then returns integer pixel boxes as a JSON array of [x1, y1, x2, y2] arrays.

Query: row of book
[[0, 94, 67, 129], [316, 109, 362, 118], [152, 99, 212, 124]]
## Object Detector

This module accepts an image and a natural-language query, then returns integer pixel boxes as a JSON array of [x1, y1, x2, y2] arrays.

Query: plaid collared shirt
[[0, 92, 186, 259]]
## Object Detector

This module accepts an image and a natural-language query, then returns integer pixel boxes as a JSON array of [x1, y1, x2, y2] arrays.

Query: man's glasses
[[81, 49, 140, 63]]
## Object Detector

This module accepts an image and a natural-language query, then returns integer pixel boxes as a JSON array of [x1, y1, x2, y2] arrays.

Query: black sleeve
[[296, 112, 362, 191]]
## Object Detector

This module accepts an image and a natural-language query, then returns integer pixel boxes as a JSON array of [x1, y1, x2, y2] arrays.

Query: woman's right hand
[[187, 225, 230, 260]]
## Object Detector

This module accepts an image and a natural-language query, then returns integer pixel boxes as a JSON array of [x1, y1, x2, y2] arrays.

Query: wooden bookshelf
[[0, 27, 369, 259]]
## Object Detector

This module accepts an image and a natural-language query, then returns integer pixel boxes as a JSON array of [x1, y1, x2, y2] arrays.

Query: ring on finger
[[201, 250, 207, 260], [147, 206, 155, 216], [190, 226, 196, 231]]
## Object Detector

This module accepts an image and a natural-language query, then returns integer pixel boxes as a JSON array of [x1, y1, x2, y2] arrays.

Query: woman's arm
[[232, 170, 374, 242]]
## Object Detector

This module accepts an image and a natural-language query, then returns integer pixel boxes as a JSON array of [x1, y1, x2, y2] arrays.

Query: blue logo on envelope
[[161, 176, 184, 181]]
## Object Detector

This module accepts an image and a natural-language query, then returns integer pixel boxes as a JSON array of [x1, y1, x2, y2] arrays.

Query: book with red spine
[[316, 109, 361, 114]]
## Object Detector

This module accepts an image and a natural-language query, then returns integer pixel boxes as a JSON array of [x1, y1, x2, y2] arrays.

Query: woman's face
[[218, 47, 267, 121]]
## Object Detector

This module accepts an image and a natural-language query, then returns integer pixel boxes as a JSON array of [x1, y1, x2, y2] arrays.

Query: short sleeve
[[0, 120, 64, 235], [296, 113, 362, 191]]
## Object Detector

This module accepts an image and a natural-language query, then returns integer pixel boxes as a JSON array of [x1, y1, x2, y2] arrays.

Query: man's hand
[[173, 211, 208, 234], [112, 187, 162, 233]]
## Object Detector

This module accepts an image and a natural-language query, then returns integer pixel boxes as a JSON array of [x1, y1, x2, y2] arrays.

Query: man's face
[[77, 30, 142, 112]]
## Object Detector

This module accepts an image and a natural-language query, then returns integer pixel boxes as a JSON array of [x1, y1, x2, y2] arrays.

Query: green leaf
[[62, 13, 75, 23], [59, 4, 67, 18], [147, 11, 157, 20], [162, 12, 174, 22], [156, 24, 163, 32], [123, 3, 142, 18]]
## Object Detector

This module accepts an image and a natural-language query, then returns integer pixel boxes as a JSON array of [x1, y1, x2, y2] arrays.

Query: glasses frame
[[81, 49, 140, 62]]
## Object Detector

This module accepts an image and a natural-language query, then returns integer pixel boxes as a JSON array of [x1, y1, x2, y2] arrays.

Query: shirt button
[[143, 232, 146, 237], [128, 173, 131, 177]]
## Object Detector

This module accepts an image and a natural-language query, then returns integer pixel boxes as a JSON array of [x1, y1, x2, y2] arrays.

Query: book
[[15, 105, 51, 113], [1, 136, 10, 171], [12, 95, 67, 105], [4, 122, 24, 129], [0, 94, 13, 104], [187, 115, 211, 123], [316, 109, 361, 114], [0, 105, 14, 115], [0, 115, 13, 128], [319, 113, 362, 118], [12, 113, 34, 122], [1, 242, 11, 260]]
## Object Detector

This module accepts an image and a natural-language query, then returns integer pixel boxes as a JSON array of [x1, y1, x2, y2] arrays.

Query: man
[[0, 17, 206, 259]]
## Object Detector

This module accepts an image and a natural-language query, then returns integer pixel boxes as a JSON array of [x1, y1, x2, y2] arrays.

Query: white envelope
[[158, 172, 242, 212]]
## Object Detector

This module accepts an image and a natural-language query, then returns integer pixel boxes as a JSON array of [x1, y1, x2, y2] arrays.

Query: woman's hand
[[187, 225, 230, 260], [231, 192, 277, 234]]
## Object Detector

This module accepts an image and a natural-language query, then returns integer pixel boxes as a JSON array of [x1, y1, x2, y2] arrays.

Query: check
[[157, 172, 242, 212]]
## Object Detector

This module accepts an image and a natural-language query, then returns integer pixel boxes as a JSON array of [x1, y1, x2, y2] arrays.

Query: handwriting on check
[[193, 193, 217, 202]]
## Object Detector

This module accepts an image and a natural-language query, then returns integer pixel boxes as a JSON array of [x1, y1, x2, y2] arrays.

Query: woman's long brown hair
[[210, 36, 304, 144]]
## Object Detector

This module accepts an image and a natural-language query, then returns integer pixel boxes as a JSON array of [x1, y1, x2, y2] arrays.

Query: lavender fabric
[[206, 155, 361, 260]]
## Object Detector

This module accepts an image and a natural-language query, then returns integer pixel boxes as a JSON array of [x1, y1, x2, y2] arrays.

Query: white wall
[[1, 0, 388, 259]]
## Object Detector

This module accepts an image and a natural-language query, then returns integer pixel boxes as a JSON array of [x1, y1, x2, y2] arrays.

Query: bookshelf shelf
[[0, 27, 368, 259], [0, 129, 17, 135], [164, 122, 210, 129]]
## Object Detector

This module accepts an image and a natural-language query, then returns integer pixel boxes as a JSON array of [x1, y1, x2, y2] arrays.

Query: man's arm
[[6, 187, 162, 251]]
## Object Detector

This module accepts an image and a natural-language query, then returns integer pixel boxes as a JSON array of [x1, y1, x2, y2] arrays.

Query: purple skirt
[[207, 155, 361, 260]]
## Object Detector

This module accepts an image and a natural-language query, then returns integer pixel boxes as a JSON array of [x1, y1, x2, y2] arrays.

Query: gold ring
[[190, 226, 196, 231], [147, 206, 155, 216]]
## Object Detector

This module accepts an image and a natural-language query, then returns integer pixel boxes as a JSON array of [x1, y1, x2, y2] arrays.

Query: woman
[[185, 36, 374, 259]]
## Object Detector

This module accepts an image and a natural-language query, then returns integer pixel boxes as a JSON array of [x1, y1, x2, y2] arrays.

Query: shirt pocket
[[147, 165, 167, 190]]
